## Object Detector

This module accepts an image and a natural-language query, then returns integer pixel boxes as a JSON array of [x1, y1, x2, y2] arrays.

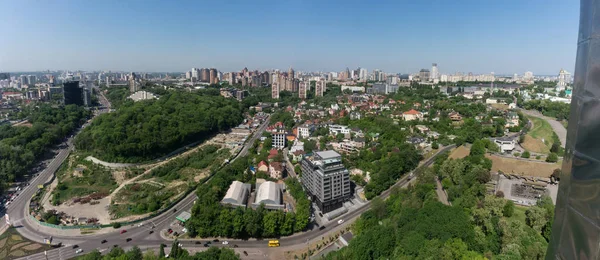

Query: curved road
[[15, 144, 454, 260], [9, 105, 453, 260]]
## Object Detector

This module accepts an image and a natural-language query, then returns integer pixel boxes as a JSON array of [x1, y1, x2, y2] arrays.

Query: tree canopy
[[75, 91, 244, 162]]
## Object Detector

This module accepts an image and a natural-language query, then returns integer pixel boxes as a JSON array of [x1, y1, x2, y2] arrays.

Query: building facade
[[301, 151, 351, 213], [273, 132, 286, 149]]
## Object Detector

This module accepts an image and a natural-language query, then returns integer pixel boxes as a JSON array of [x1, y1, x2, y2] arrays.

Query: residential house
[[448, 112, 463, 121], [495, 137, 516, 152], [402, 109, 423, 121], [350, 111, 361, 120], [273, 133, 286, 149], [329, 125, 351, 135], [505, 112, 520, 128], [269, 162, 284, 179], [257, 161, 269, 172], [415, 125, 430, 133]]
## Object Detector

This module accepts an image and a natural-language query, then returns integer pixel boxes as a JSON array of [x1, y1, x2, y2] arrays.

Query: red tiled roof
[[403, 109, 421, 115]]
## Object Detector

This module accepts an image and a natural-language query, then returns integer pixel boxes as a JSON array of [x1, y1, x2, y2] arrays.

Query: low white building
[[494, 138, 516, 152], [329, 125, 350, 135]]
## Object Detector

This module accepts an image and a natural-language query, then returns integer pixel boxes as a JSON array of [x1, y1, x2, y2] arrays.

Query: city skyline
[[0, 1, 578, 74]]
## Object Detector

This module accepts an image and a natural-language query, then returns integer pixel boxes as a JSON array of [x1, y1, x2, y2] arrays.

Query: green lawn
[[52, 155, 118, 205], [508, 205, 528, 224], [527, 116, 554, 142]]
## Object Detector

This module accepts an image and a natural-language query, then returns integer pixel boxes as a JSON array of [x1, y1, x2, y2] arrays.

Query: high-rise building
[[524, 71, 534, 80], [209, 68, 218, 84], [315, 79, 325, 97], [419, 69, 430, 82], [191, 68, 199, 79], [557, 69, 571, 90], [298, 81, 308, 99], [200, 68, 209, 82], [20, 75, 27, 86], [359, 68, 368, 80], [185, 71, 192, 79], [431, 63, 439, 80], [63, 81, 83, 106], [288, 67, 295, 79], [27, 75, 36, 85], [273, 133, 286, 149], [271, 82, 280, 99], [301, 151, 351, 213], [129, 72, 139, 93]]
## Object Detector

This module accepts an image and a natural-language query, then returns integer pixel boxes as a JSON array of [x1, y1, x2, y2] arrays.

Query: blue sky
[[0, 0, 579, 75]]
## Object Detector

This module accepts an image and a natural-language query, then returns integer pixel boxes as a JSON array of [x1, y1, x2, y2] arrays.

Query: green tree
[[126, 246, 142, 260], [550, 143, 560, 153], [525, 206, 547, 232], [159, 243, 166, 258], [503, 200, 515, 217], [470, 139, 486, 156], [546, 153, 558, 163], [431, 142, 439, 149], [521, 151, 530, 158]]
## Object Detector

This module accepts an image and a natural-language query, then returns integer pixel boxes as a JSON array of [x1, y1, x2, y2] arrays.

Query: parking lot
[[496, 174, 558, 206]]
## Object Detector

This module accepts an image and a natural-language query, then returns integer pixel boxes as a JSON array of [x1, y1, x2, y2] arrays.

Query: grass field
[[508, 205, 528, 224], [110, 181, 188, 219], [52, 154, 118, 205], [486, 154, 561, 177], [522, 116, 554, 154], [0, 228, 52, 260]]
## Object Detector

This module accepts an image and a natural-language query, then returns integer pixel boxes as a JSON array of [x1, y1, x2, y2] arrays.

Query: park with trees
[[75, 91, 244, 163], [323, 139, 554, 259], [0, 104, 90, 194]]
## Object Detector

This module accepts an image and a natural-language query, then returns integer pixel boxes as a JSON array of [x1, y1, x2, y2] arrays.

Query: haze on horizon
[[0, 0, 579, 75]]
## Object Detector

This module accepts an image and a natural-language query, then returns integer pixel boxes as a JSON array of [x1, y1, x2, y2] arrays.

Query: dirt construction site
[[38, 130, 251, 225]]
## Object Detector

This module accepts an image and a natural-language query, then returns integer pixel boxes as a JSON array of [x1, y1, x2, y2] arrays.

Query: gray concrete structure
[[221, 181, 251, 208], [301, 151, 351, 213], [547, 1, 600, 258]]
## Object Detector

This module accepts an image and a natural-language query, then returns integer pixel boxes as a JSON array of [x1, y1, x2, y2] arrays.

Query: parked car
[[120, 230, 127, 234], [75, 249, 83, 254], [101, 240, 107, 244], [222, 241, 229, 245], [126, 238, 132, 242], [337, 219, 344, 225]]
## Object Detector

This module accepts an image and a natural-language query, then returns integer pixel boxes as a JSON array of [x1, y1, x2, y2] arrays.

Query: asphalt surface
[[10, 106, 454, 260]]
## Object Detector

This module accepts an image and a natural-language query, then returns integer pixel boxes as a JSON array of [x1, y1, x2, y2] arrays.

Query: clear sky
[[0, 0, 579, 75]]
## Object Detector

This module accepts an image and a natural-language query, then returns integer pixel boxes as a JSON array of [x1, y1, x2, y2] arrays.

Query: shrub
[[546, 153, 559, 163], [112, 222, 122, 229], [521, 151, 530, 158]]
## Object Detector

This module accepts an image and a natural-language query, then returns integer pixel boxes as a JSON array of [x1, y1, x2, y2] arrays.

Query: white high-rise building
[[557, 69, 571, 90], [431, 63, 439, 80], [359, 68, 368, 80], [191, 68, 199, 79]]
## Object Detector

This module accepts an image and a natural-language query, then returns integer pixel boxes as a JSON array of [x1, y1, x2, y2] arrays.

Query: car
[[173, 232, 179, 237], [319, 226, 326, 230], [173, 208, 177, 213], [318, 212, 323, 217], [120, 230, 127, 234], [204, 244, 209, 247], [337, 219, 344, 225], [138, 222, 144, 227], [75, 249, 83, 254], [149, 230, 154, 234], [101, 240, 107, 244], [126, 238, 132, 242], [222, 241, 229, 245], [167, 229, 173, 234], [233, 244, 238, 248], [206, 241, 212, 244], [195, 241, 202, 244], [213, 239, 219, 242], [72, 245, 79, 249], [113, 245, 119, 248], [243, 251, 248, 256]]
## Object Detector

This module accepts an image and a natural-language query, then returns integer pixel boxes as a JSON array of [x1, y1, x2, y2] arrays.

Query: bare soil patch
[[10, 242, 29, 251], [22, 244, 42, 251], [0, 238, 6, 248], [486, 154, 561, 178], [521, 135, 549, 154], [449, 146, 470, 159]]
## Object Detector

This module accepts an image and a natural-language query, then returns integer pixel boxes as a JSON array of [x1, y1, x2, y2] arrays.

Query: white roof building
[[221, 181, 251, 208], [252, 180, 284, 210]]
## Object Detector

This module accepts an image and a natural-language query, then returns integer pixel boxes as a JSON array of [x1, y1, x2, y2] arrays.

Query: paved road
[[14, 120, 454, 260], [520, 109, 567, 148]]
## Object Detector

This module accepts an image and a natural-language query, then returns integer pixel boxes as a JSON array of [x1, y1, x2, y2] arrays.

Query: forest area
[[0, 104, 90, 194], [324, 140, 554, 259], [75, 91, 244, 163], [76, 242, 239, 260]]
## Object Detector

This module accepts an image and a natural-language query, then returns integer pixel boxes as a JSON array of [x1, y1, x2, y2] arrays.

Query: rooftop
[[316, 150, 341, 160]]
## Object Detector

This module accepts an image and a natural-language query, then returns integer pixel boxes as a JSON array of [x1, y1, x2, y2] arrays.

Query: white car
[[337, 219, 344, 225], [75, 249, 83, 254], [222, 241, 229, 245]]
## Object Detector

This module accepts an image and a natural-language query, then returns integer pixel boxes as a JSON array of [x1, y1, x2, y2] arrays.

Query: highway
[[15, 143, 454, 260]]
